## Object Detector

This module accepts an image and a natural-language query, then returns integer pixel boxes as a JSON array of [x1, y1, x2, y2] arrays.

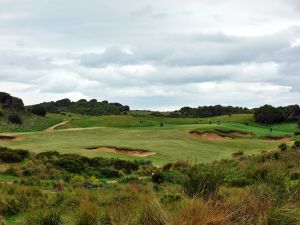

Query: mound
[[0, 135, 24, 142], [83, 146, 155, 157], [190, 131, 232, 141], [264, 135, 292, 141]]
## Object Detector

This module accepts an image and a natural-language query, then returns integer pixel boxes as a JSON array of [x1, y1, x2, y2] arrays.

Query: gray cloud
[[0, 0, 300, 109]]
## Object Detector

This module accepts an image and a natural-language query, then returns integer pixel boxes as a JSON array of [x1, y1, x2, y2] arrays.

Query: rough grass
[[0, 113, 64, 132]]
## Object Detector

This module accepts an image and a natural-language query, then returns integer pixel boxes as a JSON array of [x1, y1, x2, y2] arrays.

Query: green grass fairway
[[58, 114, 255, 129], [1, 114, 298, 165]]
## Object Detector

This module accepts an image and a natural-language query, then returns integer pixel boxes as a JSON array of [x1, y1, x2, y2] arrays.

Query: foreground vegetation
[[0, 141, 299, 225]]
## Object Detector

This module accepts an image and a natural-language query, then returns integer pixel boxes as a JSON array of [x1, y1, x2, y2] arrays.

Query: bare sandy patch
[[83, 146, 156, 157], [0, 135, 24, 142], [190, 131, 232, 141]]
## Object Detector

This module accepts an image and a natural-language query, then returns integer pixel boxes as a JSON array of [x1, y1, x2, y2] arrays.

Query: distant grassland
[[58, 114, 255, 129]]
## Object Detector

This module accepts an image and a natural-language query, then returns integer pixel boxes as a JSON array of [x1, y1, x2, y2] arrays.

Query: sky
[[0, 0, 300, 110]]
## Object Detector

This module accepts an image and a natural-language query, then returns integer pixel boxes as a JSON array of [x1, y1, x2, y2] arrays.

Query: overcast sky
[[0, 0, 300, 110]]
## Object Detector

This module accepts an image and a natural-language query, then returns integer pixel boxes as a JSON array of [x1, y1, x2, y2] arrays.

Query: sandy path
[[45, 120, 70, 132]]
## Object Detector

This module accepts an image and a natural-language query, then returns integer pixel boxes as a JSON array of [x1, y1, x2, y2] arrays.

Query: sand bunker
[[83, 146, 156, 157], [190, 131, 232, 141], [215, 129, 253, 137], [264, 136, 292, 141], [0, 135, 24, 142], [228, 131, 253, 137]]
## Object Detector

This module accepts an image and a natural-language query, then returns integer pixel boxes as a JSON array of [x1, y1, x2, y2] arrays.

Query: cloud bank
[[0, 0, 300, 110]]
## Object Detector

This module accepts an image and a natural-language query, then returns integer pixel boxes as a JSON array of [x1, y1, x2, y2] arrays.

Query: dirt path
[[45, 120, 70, 132]]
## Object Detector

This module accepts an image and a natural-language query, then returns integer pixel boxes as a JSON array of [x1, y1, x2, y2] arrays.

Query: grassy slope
[[58, 114, 254, 129], [0, 113, 65, 132]]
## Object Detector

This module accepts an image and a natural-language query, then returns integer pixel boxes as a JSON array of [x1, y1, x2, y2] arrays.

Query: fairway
[[1, 114, 297, 166]]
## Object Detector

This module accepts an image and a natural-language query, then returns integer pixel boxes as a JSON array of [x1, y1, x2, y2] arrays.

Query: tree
[[30, 105, 47, 116], [254, 105, 285, 124]]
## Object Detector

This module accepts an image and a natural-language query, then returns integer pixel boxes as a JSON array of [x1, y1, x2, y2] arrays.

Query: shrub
[[30, 105, 47, 116], [0, 151, 22, 162], [290, 172, 300, 180], [22, 208, 62, 225], [8, 113, 22, 124], [278, 143, 288, 151], [232, 151, 244, 158], [55, 157, 86, 173], [227, 177, 254, 187], [36, 151, 60, 160], [119, 176, 140, 184], [184, 165, 225, 198], [292, 141, 300, 149], [160, 193, 182, 203], [266, 207, 300, 225], [152, 172, 165, 184], [97, 168, 120, 178], [294, 131, 300, 136]]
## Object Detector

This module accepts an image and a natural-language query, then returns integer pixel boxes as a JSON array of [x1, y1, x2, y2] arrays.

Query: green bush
[[278, 143, 288, 151], [160, 193, 182, 203], [97, 168, 120, 178], [290, 172, 300, 180], [36, 151, 60, 160], [55, 157, 86, 173], [119, 176, 140, 184], [0, 152, 22, 162], [292, 141, 300, 149], [184, 165, 225, 198], [8, 113, 22, 124], [22, 209, 62, 225], [227, 177, 254, 187], [294, 131, 300, 136]]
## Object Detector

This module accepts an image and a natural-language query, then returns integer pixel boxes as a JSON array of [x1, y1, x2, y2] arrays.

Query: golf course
[[1, 113, 299, 166]]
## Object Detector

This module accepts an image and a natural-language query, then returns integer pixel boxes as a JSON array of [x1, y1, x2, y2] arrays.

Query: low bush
[[36, 151, 60, 160], [8, 113, 22, 124], [294, 131, 300, 136], [290, 172, 300, 180], [227, 177, 254, 187], [119, 176, 140, 184], [292, 141, 300, 149], [97, 168, 120, 178], [184, 165, 225, 198], [55, 157, 86, 173], [278, 143, 288, 151], [160, 193, 182, 203], [22, 208, 62, 225], [0, 151, 22, 162]]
